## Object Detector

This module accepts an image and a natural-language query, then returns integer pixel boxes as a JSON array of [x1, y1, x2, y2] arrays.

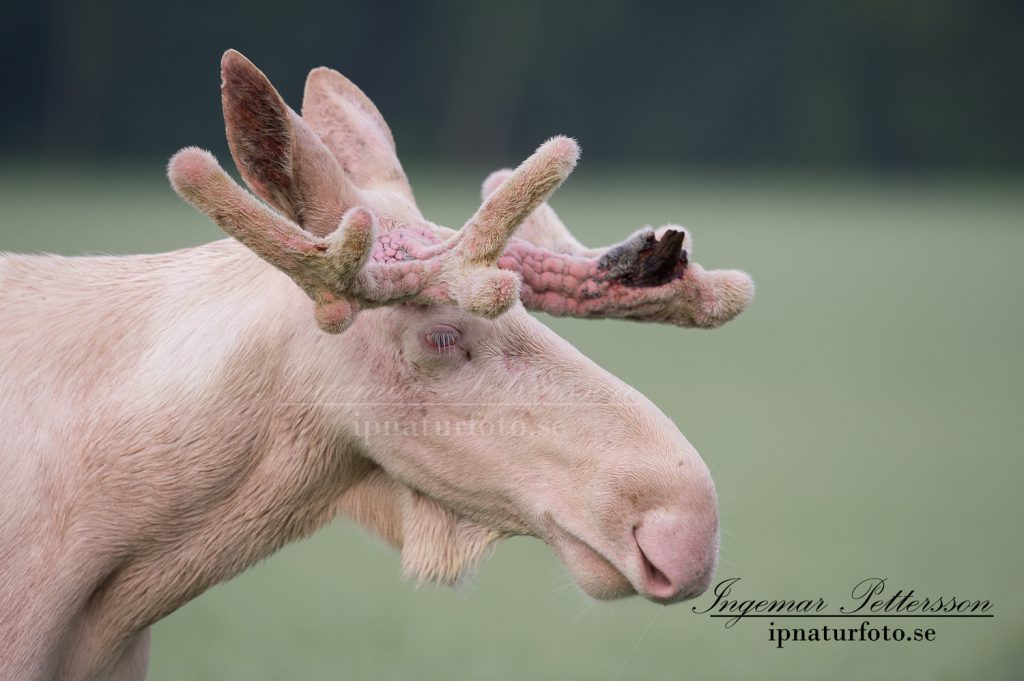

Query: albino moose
[[0, 50, 753, 680]]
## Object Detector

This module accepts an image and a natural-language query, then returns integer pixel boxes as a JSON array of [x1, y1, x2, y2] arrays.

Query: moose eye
[[424, 326, 463, 354]]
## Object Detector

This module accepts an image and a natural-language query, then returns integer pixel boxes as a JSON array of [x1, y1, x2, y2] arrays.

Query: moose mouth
[[544, 517, 715, 605]]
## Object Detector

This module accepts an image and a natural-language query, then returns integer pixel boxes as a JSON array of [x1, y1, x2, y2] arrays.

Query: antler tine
[[457, 136, 579, 265], [168, 147, 375, 332], [482, 168, 595, 256], [170, 148, 319, 267], [170, 146, 520, 323], [354, 136, 579, 320]]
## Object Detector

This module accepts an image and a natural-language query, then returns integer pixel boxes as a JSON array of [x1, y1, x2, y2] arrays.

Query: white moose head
[[168, 50, 754, 603]]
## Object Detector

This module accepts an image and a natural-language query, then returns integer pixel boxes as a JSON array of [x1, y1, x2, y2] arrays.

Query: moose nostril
[[632, 508, 717, 601], [634, 529, 673, 592]]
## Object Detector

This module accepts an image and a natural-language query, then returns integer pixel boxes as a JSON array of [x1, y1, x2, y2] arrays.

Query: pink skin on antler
[[170, 49, 752, 335], [169, 51, 578, 333], [169, 136, 576, 332], [482, 170, 755, 328], [500, 231, 753, 328]]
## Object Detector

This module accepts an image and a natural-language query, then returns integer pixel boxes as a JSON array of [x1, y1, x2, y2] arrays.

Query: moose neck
[[63, 238, 378, 677]]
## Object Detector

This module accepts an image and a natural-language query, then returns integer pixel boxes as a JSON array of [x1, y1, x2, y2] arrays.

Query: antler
[[168, 137, 577, 333], [483, 170, 755, 328], [169, 51, 750, 333]]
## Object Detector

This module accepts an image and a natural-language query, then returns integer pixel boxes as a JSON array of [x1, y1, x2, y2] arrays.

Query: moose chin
[[0, 49, 753, 681]]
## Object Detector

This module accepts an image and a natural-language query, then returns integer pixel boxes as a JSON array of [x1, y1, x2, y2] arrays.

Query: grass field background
[[2, 164, 1021, 680]]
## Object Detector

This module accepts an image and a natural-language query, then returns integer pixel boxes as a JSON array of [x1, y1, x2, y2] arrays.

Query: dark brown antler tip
[[603, 228, 688, 287], [635, 228, 686, 286]]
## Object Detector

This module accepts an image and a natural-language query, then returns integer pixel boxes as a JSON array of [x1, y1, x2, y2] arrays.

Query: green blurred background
[[1, 1, 1022, 679]]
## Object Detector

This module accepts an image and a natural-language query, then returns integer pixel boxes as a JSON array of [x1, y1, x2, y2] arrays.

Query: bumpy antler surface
[[481, 170, 754, 328], [169, 51, 752, 332], [168, 136, 577, 332]]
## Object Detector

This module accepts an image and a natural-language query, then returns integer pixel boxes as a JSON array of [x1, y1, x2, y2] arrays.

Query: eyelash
[[425, 327, 463, 355]]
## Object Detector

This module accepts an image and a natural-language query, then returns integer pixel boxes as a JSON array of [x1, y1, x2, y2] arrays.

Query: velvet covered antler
[[481, 170, 755, 328], [169, 135, 576, 333], [169, 51, 579, 333], [169, 50, 752, 333]]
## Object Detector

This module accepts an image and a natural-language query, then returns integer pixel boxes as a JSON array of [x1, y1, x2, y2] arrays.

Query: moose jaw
[[0, 50, 754, 680]]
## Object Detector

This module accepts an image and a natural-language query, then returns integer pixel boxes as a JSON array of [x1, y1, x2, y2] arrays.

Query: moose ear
[[221, 49, 356, 236], [302, 66, 415, 203]]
